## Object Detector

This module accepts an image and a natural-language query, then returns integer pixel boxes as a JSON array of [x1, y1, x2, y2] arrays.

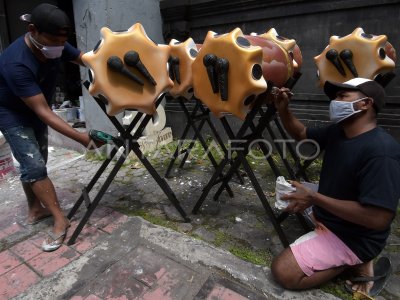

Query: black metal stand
[[192, 88, 312, 247], [164, 97, 244, 188], [67, 94, 189, 245]]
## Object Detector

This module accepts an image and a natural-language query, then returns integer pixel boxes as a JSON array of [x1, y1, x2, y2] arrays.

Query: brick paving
[[0, 146, 398, 299]]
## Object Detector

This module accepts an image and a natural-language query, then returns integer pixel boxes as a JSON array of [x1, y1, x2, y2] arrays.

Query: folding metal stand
[[192, 88, 310, 247], [164, 97, 244, 189], [67, 93, 189, 245]]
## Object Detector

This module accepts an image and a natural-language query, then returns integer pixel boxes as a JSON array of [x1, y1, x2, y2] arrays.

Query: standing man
[[0, 3, 98, 251], [270, 78, 400, 297]]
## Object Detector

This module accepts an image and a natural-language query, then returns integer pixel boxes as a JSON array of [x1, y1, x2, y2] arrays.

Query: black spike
[[107, 56, 144, 86], [326, 49, 346, 76], [203, 54, 219, 93], [216, 58, 229, 101], [171, 56, 181, 84], [124, 51, 157, 86], [340, 49, 358, 77], [168, 56, 175, 81]]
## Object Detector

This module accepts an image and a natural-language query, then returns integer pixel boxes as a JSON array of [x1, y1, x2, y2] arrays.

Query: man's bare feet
[[346, 261, 374, 295], [27, 207, 52, 225]]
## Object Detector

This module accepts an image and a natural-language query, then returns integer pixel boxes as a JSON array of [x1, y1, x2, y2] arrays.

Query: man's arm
[[282, 181, 394, 231], [71, 52, 84, 66], [22, 93, 91, 146], [273, 88, 307, 141]]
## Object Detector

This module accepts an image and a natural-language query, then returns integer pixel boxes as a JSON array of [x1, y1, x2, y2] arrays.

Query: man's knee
[[271, 249, 303, 290]]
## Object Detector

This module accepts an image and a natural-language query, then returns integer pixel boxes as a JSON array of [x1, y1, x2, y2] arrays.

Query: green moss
[[228, 244, 272, 266], [113, 207, 180, 231], [320, 280, 352, 300], [190, 233, 203, 241], [85, 151, 107, 161], [213, 230, 231, 247]]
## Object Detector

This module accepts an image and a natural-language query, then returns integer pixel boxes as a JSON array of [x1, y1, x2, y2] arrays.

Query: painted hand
[[281, 180, 315, 213], [272, 87, 293, 112]]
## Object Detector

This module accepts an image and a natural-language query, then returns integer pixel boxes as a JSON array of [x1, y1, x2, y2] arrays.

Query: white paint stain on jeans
[[27, 153, 34, 158], [17, 133, 29, 139]]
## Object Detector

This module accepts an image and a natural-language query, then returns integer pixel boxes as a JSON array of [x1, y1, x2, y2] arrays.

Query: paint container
[[53, 109, 68, 122], [66, 107, 78, 122], [78, 108, 85, 122]]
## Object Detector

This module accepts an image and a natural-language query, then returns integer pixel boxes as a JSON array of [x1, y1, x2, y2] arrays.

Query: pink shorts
[[290, 222, 362, 276]]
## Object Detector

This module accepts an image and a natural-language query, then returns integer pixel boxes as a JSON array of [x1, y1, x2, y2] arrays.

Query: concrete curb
[[139, 217, 340, 300], [14, 216, 339, 299]]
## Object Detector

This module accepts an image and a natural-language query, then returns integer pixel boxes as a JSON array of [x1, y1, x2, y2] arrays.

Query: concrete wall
[[72, 0, 165, 134], [161, 0, 400, 141], [161, 0, 400, 104]]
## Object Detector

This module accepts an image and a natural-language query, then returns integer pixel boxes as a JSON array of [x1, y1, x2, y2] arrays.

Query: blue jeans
[[1, 126, 48, 183]]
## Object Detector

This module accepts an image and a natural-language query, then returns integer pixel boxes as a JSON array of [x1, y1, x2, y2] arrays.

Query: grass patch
[[114, 207, 180, 231], [320, 280, 352, 300], [229, 244, 272, 266], [213, 230, 231, 247], [85, 151, 108, 161]]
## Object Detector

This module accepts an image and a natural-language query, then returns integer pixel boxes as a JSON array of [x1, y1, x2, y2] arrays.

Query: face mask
[[29, 34, 64, 59], [329, 97, 368, 123]]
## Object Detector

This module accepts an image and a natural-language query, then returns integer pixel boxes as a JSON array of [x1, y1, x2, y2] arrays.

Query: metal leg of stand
[[131, 144, 190, 222], [67, 149, 128, 245], [192, 157, 230, 214], [179, 115, 208, 169], [200, 107, 245, 185], [67, 146, 119, 220], [68, 95, 188, 244], [213, 150, 244, 201], [179, 103, 234, 198], [238, 152, 289, 247], [164, 101, 201, 177]]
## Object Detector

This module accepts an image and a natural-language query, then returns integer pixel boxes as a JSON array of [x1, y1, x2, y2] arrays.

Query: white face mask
[[329, 97, 368, 123], [29, 34, 64, 59]]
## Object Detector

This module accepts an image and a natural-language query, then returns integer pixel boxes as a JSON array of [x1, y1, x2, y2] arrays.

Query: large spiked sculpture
[[246, 28, 295, 87], [256, 28, 303, 78], [315, 27, 396, 85], [192, 28, 267, 120], [82, 23, 173, 116], [168, 38, 199, 100], [67, 24, 189, 245]]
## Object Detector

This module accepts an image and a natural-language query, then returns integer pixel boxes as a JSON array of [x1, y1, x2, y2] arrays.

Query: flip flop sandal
[[352, 291, 374, 300], [344, 257, 392, 297], [27, 214, 52, 225], [41, 221, 71, 252], [42, 230, 67, 252]]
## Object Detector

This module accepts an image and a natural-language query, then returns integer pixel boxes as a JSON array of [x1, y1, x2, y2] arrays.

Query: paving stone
[[197, 202, 221, 216], [27, 245, 80, 277], [0, 250, 22, 276], [204, 284, 249, 300], [1, 223, 25, 239], [67, 224, 107, 254], [194, 274, 266, 300], [163, 205, 186, 222], [102, 214, 130, 234], [177, 223, 193, 233], [9, 240, 42, 261], [192, 227, 216, 243], [0, 264, 40, 298], [73, 245, 202, 300]]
